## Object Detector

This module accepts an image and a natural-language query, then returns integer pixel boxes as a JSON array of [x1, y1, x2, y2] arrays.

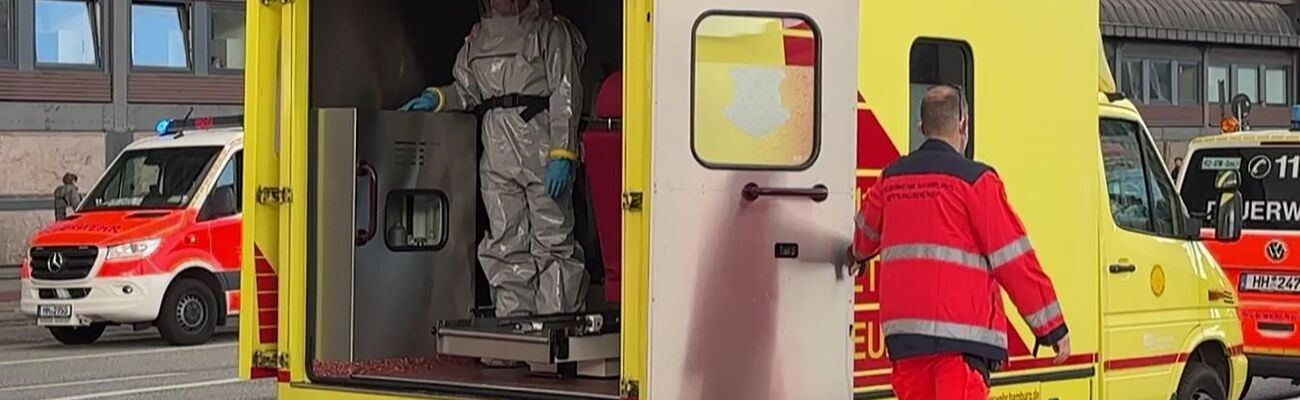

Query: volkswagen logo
[[1266, 240, 1288, 263], [46, 252, 64, 273]]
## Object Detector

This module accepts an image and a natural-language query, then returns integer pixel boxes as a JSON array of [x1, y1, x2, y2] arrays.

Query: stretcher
[[431, 311, 621, 379]]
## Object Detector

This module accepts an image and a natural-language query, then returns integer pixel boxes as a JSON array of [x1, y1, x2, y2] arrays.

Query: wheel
[[1176, 362, 1227, 400], [157, 278, 217, 346], [48, 323, 106, 345]]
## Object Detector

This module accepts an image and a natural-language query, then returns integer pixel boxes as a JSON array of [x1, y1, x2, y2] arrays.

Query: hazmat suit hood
[[479, 0, 552, 36]]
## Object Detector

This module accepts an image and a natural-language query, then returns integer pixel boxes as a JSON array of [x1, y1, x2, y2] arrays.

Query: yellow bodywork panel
[[239, 0, 284, 381]]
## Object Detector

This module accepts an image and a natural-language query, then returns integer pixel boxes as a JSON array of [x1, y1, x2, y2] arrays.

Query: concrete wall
[[0, 131, 107, 265]]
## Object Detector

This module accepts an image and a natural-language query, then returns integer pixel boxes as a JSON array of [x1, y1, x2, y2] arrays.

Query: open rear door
[[648, 0, 859, 398]]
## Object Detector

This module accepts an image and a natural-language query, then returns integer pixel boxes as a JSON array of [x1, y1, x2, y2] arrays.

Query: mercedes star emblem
[[46, 252, 65, 273], [1266, 240, 1288, 263]]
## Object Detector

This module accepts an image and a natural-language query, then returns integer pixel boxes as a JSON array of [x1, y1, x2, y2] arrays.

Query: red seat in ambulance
[[583, 72, 623, 303]]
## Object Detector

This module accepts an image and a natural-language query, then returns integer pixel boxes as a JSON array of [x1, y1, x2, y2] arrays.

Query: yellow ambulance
[[238, 0, 1248, 398]]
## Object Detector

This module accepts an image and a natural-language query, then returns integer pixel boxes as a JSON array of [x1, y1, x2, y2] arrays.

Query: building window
[[210, 7, 244, 70], [909, 39, 974, 156], [1265, 67, 1288, 105], [1235, 65, 1259, 104], [131, 2, 190, 69], [691, 13, 819, 170], [1122, 60, 1143, 101], [1176, 63, 1199, 105], [0, 0, 13, 64], [1207, 65, 1229, 103], [1147, 60, 1172, 104], [35, 0, 99, 66]]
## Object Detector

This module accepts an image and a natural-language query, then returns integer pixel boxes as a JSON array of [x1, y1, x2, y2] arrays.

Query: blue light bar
[[153, 115, 244, 136], [1291, 105, 1300, 132]]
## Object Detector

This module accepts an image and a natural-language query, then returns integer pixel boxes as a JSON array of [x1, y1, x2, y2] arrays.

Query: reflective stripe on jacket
[[853, 140, 1068, 364]]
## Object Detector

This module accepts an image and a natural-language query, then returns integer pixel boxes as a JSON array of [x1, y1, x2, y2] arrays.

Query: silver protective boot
[[437, 0, 588, 317]]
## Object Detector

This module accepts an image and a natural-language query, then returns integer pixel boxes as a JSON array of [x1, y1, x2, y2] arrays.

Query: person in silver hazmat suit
[[401, 0, 588, 319]]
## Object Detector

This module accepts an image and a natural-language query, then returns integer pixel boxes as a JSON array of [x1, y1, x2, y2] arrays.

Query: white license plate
[[1240, 273, 1300, 294], [37, 304, 72, 318]]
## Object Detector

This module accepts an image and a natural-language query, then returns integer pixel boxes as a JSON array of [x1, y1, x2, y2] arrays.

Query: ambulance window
[[909, 39, 973, 157], [1100, 118, 1189, 237], [690, 13, 819, 170], [384, 190, 447, 251]]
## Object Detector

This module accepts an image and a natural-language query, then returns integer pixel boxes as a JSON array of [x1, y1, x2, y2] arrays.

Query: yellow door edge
[[622, 0, 654, 397]]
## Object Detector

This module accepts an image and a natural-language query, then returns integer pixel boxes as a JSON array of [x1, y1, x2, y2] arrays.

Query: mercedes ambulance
[[19, 117, 244, 346], [1177, 116, 1300, 393], [238, 0, 1247, 399]]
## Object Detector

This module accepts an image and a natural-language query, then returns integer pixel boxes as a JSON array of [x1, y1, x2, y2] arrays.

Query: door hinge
[[257, 186, 292, 205], [619, 379, 640, 398], [621, 192, 643, 211], [261, 0, 293, 5], [253, 350, 288, 369]]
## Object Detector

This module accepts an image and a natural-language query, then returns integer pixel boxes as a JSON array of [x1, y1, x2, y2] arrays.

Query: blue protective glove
[[545, 159, 572, 198], [399, 89, 440, 111]]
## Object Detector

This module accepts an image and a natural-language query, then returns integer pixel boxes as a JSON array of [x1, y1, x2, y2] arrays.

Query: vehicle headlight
[[106, 239, 162, 260]]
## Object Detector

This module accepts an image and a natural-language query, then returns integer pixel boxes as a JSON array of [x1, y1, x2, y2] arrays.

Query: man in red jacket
[[849, 85, 1071, 399]]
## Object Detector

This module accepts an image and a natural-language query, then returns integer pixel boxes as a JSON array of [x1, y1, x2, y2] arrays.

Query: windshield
[[81, 146, 223, 211], [1180, 145, 1300, 231]]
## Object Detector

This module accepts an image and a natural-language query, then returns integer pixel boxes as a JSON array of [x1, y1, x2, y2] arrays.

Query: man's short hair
[[62, 173, 77, 185], [920, 85, 967, 137]]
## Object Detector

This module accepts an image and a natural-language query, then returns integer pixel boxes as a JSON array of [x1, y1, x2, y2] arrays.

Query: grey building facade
[[0, 0, 244, 264], [1103, 0, 1300, 163]]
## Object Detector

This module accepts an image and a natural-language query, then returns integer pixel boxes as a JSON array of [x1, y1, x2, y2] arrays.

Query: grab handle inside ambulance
[[356, 160, 378, 246], [741, 183, 829, 202]]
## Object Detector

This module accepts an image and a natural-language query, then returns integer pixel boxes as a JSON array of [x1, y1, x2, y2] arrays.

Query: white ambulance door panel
[[649, 1, 859, 399]]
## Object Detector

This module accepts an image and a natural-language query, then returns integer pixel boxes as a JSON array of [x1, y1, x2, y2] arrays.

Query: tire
[[157, 278, 218, 346], [48, 323, 106, 345], [1176, 362, 1227, 400]]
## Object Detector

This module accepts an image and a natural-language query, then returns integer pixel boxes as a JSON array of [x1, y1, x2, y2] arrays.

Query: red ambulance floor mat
[[313, 357, 619, 397]]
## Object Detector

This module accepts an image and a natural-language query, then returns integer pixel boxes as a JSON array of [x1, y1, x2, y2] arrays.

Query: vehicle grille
[[29, 246, 98, 280], [38, 288, 92, 299]]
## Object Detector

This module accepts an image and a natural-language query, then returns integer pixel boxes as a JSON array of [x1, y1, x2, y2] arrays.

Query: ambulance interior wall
[[307, 0, 624, 314]]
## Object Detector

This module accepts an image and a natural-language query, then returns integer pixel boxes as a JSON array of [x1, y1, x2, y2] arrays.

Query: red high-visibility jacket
[[854, 140, 1068, 364]]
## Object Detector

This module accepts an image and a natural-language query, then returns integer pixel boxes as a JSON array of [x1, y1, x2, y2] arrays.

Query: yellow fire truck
[[239, 0, 1248, 398]]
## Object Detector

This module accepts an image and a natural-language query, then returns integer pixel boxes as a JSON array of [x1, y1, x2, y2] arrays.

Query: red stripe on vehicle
[[259, 310, 277, 325], [259, 327, 277, 343], [856, 109, 901, 170], [855, 373, 892, 388], [258, 293, 278, 309], [1104, 353, 1187, 370], [278, 370, 291, 382]]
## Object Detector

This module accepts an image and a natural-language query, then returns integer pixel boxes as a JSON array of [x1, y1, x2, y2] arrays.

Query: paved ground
[[0, 271, 274, 400], [1, 269, 1298, 399]]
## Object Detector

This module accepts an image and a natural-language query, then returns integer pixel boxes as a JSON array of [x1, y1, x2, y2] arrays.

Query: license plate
[[37, 304, 71, 318], [1240, 273, 1300, 294]]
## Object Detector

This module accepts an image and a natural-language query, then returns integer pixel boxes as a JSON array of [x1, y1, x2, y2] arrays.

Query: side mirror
[[202, 186, 239, 220], [1214, 170, 1244, 242]]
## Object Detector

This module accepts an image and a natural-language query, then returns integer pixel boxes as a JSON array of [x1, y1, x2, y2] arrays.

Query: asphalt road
[[0, 271, 274, 400], [1, 268, 1298, 399]]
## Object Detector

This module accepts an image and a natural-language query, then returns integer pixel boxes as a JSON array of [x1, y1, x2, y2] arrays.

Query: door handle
[[741, 183, 829, 202], [1108, 263, 1137, 274], [356, 161, 378, 246]]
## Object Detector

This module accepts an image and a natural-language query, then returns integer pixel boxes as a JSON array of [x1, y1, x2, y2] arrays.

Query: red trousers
[[891, 353, 989, 400]]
